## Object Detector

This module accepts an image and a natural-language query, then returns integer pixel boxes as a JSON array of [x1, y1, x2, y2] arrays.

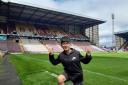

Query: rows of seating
[[0, 23, 99, 53], [21, 39, 48, 53], [0, 24, 7, 34], [35, 25, 86, 39], [42, 40, 63, 52], [72, 42, 91, 51], [36, 26, 54, 38], [0, 40, 21, 52], [16, 24, 36, 36], [0, 23, 88, 40], [0, 39, 103, 53], [20, 39, 95, 53], [7, 24, 16, 34]]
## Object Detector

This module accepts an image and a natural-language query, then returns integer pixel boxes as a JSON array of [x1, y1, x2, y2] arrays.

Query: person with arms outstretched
[[47, 36, 92, 85]]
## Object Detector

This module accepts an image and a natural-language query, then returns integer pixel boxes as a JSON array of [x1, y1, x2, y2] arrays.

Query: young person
[[48, 36, 92, 85]]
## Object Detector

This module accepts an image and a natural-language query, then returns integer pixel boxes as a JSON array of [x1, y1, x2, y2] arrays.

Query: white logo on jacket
[[72, 57, 76, 61]]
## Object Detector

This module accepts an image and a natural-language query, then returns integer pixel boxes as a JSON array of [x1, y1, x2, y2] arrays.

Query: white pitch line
[[44, 71, 72, 85], [84, 70, 127, 82], [14, 54, 128, 82], [45, 71, 58, 77]]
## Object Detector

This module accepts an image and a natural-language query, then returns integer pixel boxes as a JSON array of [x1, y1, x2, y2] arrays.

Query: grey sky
[[3, 0, 128, 46]]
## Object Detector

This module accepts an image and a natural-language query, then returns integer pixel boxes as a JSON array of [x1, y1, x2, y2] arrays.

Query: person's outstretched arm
[[49, 53, 60, 65], [80, 50, 92, 64], [47, 46, 60, 65]]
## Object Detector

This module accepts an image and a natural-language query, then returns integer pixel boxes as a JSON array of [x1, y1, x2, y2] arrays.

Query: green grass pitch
[[9, 52, 128, 85]]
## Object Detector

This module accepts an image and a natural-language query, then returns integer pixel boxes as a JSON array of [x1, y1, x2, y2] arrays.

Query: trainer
[[48, 36, 92, 85]]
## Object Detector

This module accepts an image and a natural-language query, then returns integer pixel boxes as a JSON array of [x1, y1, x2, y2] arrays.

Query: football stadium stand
[[43, 40, 63, 52], [72, 41, 91, 51], [115, 30, 128, 51], [0, 0, 105, 53], [21, 39, 48, 53], [0, 40, 21, 52]]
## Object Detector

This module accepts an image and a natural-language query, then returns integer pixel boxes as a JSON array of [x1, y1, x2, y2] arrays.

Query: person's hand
[[86, 47, 91, 55], [86, 50, 91, 55], [46, 45, 53, 55]]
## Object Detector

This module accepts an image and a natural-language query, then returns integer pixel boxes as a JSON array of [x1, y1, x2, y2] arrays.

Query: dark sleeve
[[79, 52, 92, 64], [49, 54, 61, 65]]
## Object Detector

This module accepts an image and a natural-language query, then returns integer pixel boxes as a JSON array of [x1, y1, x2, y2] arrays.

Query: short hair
[[60, 36, 70, 44]]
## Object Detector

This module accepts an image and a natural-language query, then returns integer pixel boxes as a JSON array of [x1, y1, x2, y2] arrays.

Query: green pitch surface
[[9, 52, 128, 85]]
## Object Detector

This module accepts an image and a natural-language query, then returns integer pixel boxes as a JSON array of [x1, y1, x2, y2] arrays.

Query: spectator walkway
[[0, 55, 21, 85]]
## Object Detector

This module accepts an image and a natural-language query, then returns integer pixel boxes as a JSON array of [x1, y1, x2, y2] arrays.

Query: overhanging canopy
[[115, 30, 128, 39], [0, 1, 105, 27]]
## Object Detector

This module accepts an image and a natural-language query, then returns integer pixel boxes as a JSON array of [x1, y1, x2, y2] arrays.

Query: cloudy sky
[[3, 0, 128, 46]]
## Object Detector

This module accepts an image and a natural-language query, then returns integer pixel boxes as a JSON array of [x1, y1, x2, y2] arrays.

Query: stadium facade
[[0, 0, 105, 52], [115, 31, 128, 51]]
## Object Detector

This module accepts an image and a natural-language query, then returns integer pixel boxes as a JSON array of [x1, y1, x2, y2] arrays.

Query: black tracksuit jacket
[[49, 49, 92, 82]]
